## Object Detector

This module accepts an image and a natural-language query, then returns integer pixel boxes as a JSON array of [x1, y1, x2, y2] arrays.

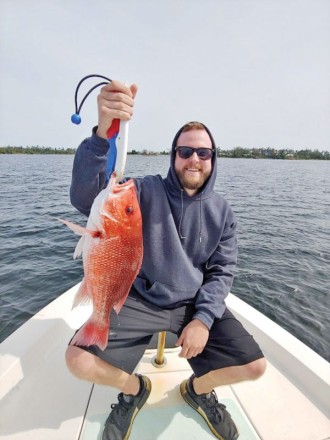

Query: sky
[[1, 0, 329, 152]]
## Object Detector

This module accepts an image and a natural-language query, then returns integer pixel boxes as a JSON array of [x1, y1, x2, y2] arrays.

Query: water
[[0, 154, 329, 361]]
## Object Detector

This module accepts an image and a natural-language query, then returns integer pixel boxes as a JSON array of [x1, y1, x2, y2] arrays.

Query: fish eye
[[125, 206, 134, 215]]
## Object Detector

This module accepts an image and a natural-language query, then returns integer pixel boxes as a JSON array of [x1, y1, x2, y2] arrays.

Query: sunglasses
[[175, 146, 214, 161]]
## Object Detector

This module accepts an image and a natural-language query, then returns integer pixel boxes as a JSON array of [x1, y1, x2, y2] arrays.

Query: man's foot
[[102, 374, 152, 440], [180, 375, 239, 440]]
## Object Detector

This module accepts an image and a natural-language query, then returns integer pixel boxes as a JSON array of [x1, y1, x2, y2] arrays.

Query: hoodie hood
[[164, 122, 219, 243], [166, 122, 218, 199]]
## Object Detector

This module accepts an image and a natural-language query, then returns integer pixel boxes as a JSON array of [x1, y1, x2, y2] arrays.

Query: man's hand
[[176, 319, 209, 359], [96, 80, 138, 139]]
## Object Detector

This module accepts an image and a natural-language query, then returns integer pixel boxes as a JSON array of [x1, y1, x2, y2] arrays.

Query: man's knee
[[65, 345, 95, 380], [244, 357, 267, 380]]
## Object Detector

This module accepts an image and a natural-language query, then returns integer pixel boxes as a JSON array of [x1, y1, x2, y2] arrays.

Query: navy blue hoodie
[[70, 124, 237, 329]]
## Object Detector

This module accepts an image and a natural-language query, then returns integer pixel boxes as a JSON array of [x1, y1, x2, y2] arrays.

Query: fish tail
[[70, 317, 109, 351]]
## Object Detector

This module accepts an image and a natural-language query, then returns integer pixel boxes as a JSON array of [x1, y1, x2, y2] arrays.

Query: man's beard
[[176, 168, 211, 191]]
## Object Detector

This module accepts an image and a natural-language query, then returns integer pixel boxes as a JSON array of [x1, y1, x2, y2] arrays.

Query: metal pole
[[154, 331, 167, 367]]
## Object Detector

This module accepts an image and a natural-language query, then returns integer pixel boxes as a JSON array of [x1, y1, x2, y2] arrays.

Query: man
[[66, 80, 266, 440]]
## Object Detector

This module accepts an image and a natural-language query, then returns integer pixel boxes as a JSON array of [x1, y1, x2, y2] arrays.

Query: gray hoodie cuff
[[90, 126, 109, 156], [192, 311, 214, 330]]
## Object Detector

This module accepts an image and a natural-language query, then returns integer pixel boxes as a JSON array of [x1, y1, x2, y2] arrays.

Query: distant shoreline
[[1, 146, 329, 160]]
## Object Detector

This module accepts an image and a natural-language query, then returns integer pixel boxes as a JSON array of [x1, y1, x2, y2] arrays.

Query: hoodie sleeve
[[70, 129, 109, 216], [193, 211, 238, 329]]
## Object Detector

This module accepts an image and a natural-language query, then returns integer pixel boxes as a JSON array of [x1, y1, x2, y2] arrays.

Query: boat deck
[[1, 285, 329, 440]]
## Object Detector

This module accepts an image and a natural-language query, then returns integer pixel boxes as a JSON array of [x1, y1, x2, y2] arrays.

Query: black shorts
[[75, 290, 264, 377]]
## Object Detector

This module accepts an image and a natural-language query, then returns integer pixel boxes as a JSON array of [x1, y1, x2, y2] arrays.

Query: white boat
[[0, 283, 329, 440]]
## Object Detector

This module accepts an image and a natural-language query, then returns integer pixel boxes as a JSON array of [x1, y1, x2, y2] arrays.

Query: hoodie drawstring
[[179, 189, 186, 240], [199, 196, 202, 242], [179, 189, 203, 243]]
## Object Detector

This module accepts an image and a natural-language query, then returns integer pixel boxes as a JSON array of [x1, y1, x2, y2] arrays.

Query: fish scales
[[60, 173, 143, 350]]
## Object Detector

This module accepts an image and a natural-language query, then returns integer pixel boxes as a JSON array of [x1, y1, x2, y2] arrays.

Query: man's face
[[174, 129, 213, 196]]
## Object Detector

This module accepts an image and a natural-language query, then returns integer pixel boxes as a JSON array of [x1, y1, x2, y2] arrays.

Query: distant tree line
[[1, 145, 329, 160], [217, 147, 330, 160], [130, 147, 330, 160], [0, 146, 76, 154]]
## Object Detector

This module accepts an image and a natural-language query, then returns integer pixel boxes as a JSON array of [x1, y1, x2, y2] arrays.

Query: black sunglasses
[[175, 146, 214, 161]]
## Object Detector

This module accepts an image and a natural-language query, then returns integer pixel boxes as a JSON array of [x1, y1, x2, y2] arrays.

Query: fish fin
[[58, 218, 101, 238], [113, 291, 130, 314], [72, 279, 91, 308], [57, 218, 86, 235], [73, 236, 85, 259], [70, 316, 109, 351]]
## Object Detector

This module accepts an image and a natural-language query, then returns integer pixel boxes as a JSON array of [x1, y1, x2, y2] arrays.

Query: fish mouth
[[100, 173, 135, 223], [109, 172, 135, 194]]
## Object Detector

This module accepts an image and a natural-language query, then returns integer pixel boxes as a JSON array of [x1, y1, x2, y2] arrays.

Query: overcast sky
[[1, 0, 329, 152]]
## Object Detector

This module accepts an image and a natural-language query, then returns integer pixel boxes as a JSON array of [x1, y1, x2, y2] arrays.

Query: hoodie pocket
[[134, 276, 198, 305]]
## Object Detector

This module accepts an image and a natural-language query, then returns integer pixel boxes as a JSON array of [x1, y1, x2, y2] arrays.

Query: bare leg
[[193, 358, 266, 395], [65, 345, 140, 395]]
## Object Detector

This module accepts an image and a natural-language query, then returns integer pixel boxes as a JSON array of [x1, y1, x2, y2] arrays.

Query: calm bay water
[[0, 154, 329, 361]]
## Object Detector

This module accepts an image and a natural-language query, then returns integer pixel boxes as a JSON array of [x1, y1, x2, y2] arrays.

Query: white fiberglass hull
[[0, 283, 329, 440]]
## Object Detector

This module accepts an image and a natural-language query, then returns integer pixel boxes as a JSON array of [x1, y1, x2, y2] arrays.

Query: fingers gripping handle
[[105, 118, 129, 182], [70, 74, 129, 182]]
